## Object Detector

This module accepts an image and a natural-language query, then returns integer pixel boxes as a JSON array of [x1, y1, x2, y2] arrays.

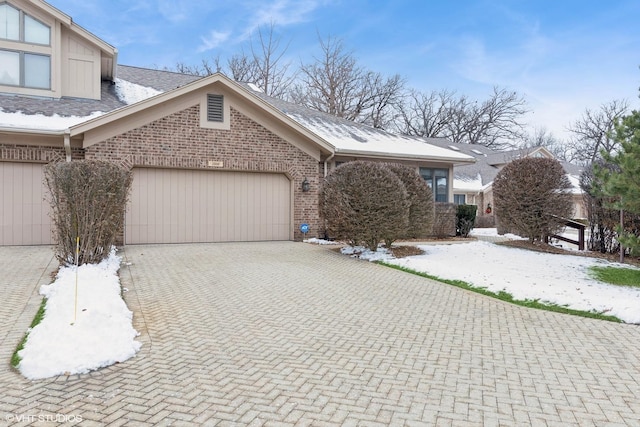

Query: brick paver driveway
[[2, 242, 640, 426]]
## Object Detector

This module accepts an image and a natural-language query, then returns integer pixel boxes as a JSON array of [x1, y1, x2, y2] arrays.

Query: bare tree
[[567, 99, 629, 165], [166, 59, 220, 76], [246, 23, 295, 98], [169, 24, 294, 98], [460, 87, 528, 149], [362, 72, 405, 129], [290, 36, 404, 127], [398, 86, 527, 148], [396, 89, 455, 137]]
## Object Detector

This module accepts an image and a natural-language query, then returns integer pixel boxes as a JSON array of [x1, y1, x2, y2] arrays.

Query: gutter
[[334, 148, 476, 165]]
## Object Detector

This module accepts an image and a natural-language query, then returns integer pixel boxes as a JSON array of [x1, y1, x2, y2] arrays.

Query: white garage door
[[0, 162, 52, 245], [126, 168, 292, 244]]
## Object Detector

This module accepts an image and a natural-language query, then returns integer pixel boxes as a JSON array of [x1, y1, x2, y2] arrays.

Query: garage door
[[0, 162, 52, 245], [126, 168, 292, 244]]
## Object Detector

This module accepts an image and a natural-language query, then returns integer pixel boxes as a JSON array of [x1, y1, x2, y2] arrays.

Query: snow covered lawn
[[336, 238, 640, 324], [17, 249, 141, 380]]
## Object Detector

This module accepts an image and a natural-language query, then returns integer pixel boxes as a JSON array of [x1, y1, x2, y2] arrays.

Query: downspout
[[323, 152, 335, 177], [64, 130, 71, 162]]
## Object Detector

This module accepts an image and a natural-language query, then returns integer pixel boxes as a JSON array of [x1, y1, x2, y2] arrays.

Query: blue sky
[[48, 0, 640, 140]]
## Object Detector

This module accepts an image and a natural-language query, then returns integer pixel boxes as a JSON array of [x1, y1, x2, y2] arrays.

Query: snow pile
[[470, 227, 527, 240], [304, 238, 342, 245], [115, 78, 162, 105], [0, 109, 103, 131], [386, 240, 640, 324], [341, 245, 392, 262], [18, 249, 141, 380]]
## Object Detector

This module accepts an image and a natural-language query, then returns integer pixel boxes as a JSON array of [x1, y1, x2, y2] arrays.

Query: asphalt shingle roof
[[0, 65, 201, 119]]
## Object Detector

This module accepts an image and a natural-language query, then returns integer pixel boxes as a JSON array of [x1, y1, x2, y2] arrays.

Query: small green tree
[[596, 110, 640, 255], [493, 157, 573, 243], [456, 204, 477, 238]]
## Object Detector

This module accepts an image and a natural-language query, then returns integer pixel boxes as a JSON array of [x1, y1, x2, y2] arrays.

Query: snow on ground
[[337, 232, 640, 324], [303, 238, 342, 245], [469, 227, 526, 240], [114, 78, 162, 105], [18, 249, 141, 380]]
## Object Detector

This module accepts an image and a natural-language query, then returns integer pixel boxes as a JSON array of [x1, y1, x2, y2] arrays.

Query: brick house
[[0, 0, 473, 246], [426, 141, 587, 227]]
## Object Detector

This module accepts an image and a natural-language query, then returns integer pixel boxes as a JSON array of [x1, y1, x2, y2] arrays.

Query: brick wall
[[85, 105, 321, 241], [0, 144, 66, 163]]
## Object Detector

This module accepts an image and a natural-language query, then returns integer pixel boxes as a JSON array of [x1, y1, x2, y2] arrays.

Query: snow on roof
[[114, 78, 162, 105], [288, 112, 474, 163], [454, 173, 484, 191], [0, 109, 104, 132], [0, 79, 161, 132]]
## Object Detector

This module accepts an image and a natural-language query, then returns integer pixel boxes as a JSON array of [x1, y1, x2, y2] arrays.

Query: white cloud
[[197, 30, 231, 52]]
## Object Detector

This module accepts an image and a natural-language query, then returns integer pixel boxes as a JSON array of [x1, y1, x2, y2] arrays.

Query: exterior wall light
[[301, 177, 310, 192]]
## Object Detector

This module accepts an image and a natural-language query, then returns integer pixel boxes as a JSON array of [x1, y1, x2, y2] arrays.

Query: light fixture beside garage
[[301, 177, 310, 192]]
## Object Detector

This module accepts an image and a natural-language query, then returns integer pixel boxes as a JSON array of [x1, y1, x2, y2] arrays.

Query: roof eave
[[335, 148, 476, 165]]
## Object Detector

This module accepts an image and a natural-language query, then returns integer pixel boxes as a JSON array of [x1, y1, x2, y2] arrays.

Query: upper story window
[[0, 49, 50, 89], [0, 3, 51, 89], [0, 3, 50, 45]]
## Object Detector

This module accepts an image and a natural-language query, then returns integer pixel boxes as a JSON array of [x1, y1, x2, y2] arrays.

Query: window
[[0, 49, 18, 85], [0, 3, 19, 40], [207, 94, 224, 122], [0, 49, 50, 88], [419, 167, 449, 202], [0, 4, 50, 45], [24, 52, 49, 88], [454, 194, 466, 205], [0, 4, 51, 89]]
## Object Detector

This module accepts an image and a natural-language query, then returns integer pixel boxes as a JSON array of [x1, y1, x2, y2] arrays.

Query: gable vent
[[207, 94, 224, 122]]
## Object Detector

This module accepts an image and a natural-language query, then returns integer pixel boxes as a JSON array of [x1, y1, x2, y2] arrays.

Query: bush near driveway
[[45, 160, 132, 265], [321, 161, 410, 250]]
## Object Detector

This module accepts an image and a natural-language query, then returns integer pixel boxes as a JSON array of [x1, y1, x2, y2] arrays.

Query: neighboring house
[[427, 140, 587, 225], [0, 0, 473, 246]]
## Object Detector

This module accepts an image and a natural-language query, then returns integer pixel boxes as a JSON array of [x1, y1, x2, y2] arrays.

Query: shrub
[[321, 161, 409, 250], [385, 163, 434, 243], [456, 204, 477, 237], [432, 203, 457, 237], [493, 157, 573, 243], [44, 160, 132, 265]]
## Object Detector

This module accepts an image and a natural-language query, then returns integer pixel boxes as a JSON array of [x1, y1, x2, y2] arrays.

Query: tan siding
[[61, 31, 100, 99], [0, 162, 52, 245], [126, 168, 291, 244]]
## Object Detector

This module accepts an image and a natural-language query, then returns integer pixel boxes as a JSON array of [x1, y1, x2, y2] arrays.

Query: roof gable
[[70, 73, 334, 160]]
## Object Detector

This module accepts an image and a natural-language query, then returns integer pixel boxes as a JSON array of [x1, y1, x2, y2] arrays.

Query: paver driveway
[[2, 242, 640, 426]]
